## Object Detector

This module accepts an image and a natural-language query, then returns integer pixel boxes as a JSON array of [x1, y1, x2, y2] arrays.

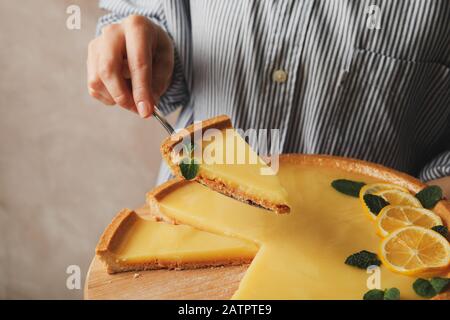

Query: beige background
[[0, 0, 174, 299]]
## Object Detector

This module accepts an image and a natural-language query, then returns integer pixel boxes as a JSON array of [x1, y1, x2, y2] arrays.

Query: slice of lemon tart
[[96, 208, 257, 274], [160, 115, 290, 213], [145, 154, 450, 299]]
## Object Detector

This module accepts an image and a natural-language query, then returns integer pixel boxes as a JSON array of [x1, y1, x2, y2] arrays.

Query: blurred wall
[[0, 0, 174, 299]]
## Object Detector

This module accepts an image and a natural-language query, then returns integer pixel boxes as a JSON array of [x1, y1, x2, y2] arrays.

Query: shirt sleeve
[[419, 150, 450, 181], [95, 0, 190, 115]]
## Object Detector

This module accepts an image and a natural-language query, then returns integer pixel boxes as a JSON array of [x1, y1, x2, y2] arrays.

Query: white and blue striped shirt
[[97, 0, 450, 184]]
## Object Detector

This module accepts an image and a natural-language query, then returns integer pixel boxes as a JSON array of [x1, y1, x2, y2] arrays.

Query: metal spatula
[[153, 106, 175, 134]]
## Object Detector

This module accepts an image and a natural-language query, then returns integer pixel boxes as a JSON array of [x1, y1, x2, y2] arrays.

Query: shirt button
[[272, 69, 288, 83]]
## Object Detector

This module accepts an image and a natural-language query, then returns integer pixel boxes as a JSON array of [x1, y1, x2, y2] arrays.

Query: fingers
[[87, 25, 136, 113], [123, 15, 155, 118], [87, 15, 175, 119], [122, 59, 131, 79], [98, 24, 137, 113], [152, 25, 175, 99], [87, 40, 115, 105]]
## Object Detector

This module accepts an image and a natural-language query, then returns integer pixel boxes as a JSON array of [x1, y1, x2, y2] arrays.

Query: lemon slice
[[375, 189, 422, 208], [360, 183, 410, 220], [380, 226, 450, 276], [376, 205, 443, 237]]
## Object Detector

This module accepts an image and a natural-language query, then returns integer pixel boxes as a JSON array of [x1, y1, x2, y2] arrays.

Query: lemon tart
[[147, 154, 450, 299], [160, 115, 290, 213], [96, 208, 258, 274]]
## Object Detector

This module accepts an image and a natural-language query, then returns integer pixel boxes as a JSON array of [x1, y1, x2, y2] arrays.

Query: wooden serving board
[[84, 257, 248, 300]]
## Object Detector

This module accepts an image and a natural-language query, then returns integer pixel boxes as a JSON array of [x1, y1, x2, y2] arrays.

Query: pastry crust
[[147, 177, 192, 225], [160, 114, 232, 168], [159, 114, 290, 213], [197, 175, 290, 213], [95, 208, 253, 274], [96, 208, 138, 255]]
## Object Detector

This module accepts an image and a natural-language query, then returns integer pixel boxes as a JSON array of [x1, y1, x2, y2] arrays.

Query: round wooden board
[[84, 256, 248, 300]]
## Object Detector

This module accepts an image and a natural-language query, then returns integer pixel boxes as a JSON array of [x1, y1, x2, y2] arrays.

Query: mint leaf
[[413, 277, 450, 298], [384, 288, 400, 300], [363, 289, 385, 300], [363, 194, 390, 215], [430, 277, 450, 294], [345, 250, 381, 269], [413, 278, 436, 298], [415, 186, 442, 209], [431, 225, 448, 238], [179, 158, 199, 180], [331, 179, 366, 197], [363, 288, 400, 300]]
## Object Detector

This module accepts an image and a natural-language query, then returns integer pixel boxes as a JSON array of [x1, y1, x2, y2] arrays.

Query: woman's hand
[[87, 15, 174, 118]]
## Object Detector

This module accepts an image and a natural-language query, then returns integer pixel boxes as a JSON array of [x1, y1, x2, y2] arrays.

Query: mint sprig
[[363, 288, 400, 300], [415, 186, 443, 209], [384, 288, 400, 300], [431, 225, 448, 238], [413, 278, 435, 298], [363, 289, 384, 300], [430, 277, 450, 294], [363, 194, 389, 215], [413, 277, 450, 298], [179, 157, 199, 180], [178, 141, 199, 180], [331, 179, 366, 197], [345, 250, 381, 269]]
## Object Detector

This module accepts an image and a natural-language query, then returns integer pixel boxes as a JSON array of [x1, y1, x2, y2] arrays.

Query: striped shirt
[[97, 0, 450, 184]]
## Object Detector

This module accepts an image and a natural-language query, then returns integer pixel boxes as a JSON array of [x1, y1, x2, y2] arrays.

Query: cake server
[[153, 106, 175, 135]]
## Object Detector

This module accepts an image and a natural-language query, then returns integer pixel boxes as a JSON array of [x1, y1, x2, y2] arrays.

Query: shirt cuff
[[419, 150, 450, 181]]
